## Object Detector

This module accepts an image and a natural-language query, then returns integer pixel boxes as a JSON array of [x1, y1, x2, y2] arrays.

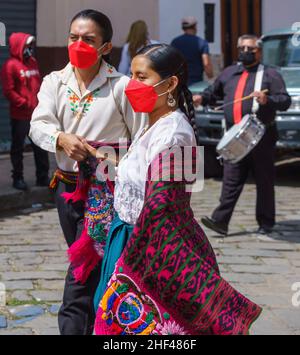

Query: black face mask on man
[[238, 51, 257, 66]]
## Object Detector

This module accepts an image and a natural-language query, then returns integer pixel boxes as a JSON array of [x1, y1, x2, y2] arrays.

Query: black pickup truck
[[189, 29, 300, 177]]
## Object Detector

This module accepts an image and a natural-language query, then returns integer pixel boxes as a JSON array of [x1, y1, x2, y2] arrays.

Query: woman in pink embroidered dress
[[90, 44, 262, 335]]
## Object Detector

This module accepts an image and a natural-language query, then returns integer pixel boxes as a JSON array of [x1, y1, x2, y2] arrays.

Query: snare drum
[[216, 114, 266, 164]]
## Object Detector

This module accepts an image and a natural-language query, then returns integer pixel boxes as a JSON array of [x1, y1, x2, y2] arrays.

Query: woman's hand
[[57, 133, 88, 161], [83, 141, 119, 166], [82, 141, 99, 158]]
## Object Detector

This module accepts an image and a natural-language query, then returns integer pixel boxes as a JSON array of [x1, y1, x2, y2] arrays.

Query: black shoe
[[13, 179, 28, 191], [36, 177, 50, 187], [201, 216, 228, 236], [257, 226, 273, 235]]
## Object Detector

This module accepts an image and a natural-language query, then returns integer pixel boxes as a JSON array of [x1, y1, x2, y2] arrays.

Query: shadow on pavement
[[275, 157, 300, 188], [0, 202, 56, 219], [209, 220, 300, 243]]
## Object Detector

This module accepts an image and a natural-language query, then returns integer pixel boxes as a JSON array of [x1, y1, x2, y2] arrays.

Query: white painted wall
[[36, 0, 159, 47], [36, 0, 222, 53], [262, 0, 300, 33], [158, 0, 221, 54], [33, 0, 300, 53]]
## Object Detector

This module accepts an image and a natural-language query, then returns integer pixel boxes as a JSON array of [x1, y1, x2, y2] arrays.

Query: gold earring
[[167, 92, 176, 108]]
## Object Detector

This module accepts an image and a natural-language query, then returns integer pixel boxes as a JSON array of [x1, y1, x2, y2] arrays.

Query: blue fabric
[[171, 34, 209, 85], [93, 214, 134, 311]]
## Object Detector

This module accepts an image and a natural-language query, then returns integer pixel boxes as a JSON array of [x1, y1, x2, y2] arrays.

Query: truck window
[[262, 34, 300, 67]]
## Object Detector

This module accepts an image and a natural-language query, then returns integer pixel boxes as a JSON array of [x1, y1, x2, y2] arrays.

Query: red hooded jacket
[[0, 32, 41, 120]]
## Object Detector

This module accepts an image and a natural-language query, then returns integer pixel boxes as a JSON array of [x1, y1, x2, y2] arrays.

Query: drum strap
[[252, 64, 265, 114], [222, 118, 227, 134]]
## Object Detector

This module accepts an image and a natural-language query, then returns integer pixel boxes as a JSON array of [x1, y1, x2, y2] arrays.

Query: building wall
[[36, 0, 159, 47], [36, 0, 160, 75], [262, 0, 300, 33], [36, 0, 224, 77], [159, 0, 221, 55], [36, 0, 300, 78], [36, 0, 224, 52], [158, 0, 223, 79]]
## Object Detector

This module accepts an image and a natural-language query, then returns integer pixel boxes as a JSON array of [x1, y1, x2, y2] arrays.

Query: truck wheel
[[204, 146, 223, 178]]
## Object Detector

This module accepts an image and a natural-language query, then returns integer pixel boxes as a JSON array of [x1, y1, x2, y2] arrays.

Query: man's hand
[[193, 95, 203, 107], [251, 91, 268, 105], [57, 133, 88, 161]]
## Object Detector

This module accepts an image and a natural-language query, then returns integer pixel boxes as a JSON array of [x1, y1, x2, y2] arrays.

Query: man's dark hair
[[70, 9, 113, 62], [70, 9, 113, 42]]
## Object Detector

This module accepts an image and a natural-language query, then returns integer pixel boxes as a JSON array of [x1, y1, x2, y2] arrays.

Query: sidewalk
[[0, 152, 57, 214]]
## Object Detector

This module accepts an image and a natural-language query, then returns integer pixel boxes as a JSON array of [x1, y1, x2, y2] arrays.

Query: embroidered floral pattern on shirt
[[49, 135, 56, 145], [107, 63, 114, 74], [67, 87, 101, 118]]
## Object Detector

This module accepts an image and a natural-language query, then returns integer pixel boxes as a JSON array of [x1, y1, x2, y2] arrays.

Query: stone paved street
[[0, 160, 299, 335]]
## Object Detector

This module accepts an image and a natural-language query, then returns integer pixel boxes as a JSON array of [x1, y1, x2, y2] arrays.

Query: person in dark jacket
[[194, 34, 291, 236], [1, 32, 49, 190]]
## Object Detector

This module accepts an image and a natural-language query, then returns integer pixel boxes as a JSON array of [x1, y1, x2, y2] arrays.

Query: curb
[[0, 187, 54, 214]]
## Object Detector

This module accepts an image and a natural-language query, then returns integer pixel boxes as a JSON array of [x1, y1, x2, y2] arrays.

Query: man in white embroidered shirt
[[29, 10, 147, 335]]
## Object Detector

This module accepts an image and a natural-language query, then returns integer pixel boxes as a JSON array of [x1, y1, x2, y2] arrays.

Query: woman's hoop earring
[[167, 92, 177, 108]]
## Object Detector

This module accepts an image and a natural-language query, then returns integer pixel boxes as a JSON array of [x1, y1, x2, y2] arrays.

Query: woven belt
[[49, 169, 78, 190]]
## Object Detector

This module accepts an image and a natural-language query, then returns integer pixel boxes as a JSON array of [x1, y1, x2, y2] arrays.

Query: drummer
[[194, 34, 291, 236]]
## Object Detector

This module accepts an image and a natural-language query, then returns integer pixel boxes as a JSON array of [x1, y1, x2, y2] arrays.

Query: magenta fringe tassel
[[61, 175, 99, 284], [67, 227, 100, 284], [60, 157, 115, 284], [61, 178, 90, 203]]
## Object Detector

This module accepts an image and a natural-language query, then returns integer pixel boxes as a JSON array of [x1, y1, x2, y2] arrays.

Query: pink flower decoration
[[156, 321, 187, 335]]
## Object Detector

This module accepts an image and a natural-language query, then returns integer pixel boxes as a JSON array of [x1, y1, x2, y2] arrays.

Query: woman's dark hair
[[137, 44, 198, 137], [70, 9, 113, 63]]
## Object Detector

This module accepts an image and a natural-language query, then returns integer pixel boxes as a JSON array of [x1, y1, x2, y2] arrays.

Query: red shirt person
[[1, 33, 49, 190]]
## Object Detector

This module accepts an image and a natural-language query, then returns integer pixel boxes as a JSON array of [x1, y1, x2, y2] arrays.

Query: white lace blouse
[[114, 109, 197, 225]]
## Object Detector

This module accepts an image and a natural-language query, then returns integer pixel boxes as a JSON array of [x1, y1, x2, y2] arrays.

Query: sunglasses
[[238, 46, 258, 52]]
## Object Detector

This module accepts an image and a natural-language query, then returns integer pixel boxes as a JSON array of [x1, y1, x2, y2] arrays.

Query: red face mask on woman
[[68, 41, 106, 69], [125, 79, 169, 113]]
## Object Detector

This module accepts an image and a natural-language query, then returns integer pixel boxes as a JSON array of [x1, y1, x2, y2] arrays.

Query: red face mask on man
[[125, 79, 169, 113], [68, 41, 107, 69]]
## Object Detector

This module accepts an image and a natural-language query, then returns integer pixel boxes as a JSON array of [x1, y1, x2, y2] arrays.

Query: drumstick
[[214, 89, 269, 112]]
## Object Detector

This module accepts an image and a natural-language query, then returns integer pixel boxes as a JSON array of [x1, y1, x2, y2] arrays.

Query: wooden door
[[221, 0, 262, 67]]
